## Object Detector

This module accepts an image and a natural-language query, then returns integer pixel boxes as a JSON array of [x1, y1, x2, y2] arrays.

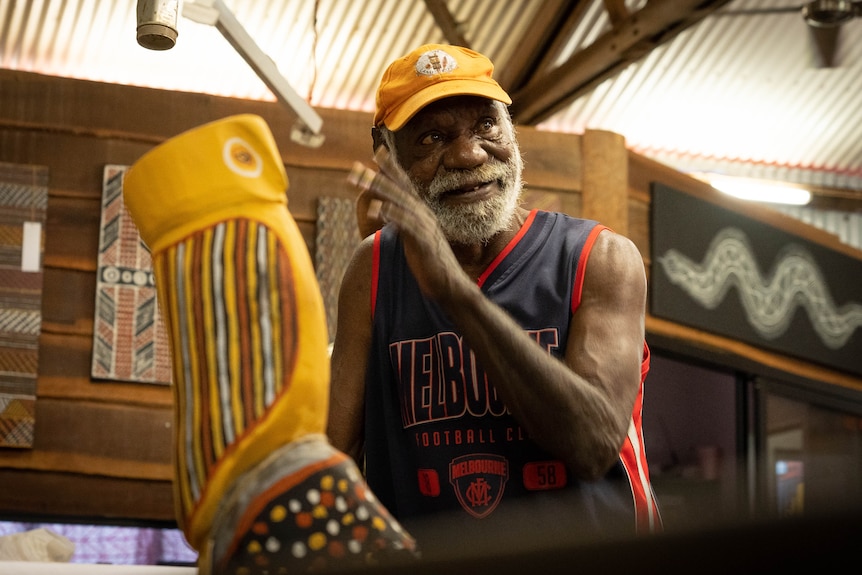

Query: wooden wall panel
[[38, 333, 172, 408], [44, 196, 101, 272], [0, 130, 152, 198], [2, 469, 174, 522], [41, 267, 95, 334], [627, 198, 650, 262], [3, 400, 172, 473], [517, 128, 582, 192], [285, 166, 359, 224], [582, 130, 629, 235]]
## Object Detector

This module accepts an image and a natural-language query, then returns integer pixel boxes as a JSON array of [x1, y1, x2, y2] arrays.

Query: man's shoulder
[[534, 209, 601, 234]]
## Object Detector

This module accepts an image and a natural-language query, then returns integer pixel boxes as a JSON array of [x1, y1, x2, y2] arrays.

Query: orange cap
[[374, 44, 512, 130]]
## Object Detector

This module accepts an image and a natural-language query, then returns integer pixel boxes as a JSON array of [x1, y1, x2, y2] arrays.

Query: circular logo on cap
[[223, 137, 263, 178], [415, 49, 458, 76]]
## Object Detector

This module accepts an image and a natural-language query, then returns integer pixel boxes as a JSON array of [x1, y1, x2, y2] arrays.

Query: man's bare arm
[[326, 235, 375, 462]]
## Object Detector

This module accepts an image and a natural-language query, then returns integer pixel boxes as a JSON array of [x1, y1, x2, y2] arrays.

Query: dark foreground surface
[[332, 509, 862, 575]]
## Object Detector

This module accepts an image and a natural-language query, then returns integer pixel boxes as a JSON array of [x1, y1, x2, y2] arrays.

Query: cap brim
[[382, 79, 513, 131]]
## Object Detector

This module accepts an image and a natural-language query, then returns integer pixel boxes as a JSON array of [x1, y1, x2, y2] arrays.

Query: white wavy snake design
[[657, 227, 862, 349]]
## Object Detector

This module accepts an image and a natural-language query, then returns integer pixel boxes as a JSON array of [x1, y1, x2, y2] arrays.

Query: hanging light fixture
[[802, 0, 859, 28], [134, 0, 325, 147], [136, 0, 180, 51]]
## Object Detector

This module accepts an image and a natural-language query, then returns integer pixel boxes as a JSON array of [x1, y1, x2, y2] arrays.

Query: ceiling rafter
[[423, 0, 471, 48], [602, 0, 629, 27], [505, 0, 594, 93], [495, 0, 581, 93], [510, 0, 734, 125]]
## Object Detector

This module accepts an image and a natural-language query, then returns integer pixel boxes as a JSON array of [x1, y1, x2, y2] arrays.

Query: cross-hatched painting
[[91, 165, 172, 385]]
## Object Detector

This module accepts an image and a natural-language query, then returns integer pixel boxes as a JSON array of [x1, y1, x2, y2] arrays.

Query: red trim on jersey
[[571, 224, 609, 314], [640, 340, 651, 384], [476, 209, 538, 288], [618, 341, 662, 534], [371, 230, 382, 319]]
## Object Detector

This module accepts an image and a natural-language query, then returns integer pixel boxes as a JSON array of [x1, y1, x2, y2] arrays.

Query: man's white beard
[[417, 149, 524, 246]]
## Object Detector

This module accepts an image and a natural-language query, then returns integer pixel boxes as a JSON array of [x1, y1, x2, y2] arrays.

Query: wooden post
[[581, 129, 629, 235]]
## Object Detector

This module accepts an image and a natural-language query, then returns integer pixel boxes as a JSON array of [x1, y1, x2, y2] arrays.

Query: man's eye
[[419, 133, 444, 145], [478, 118, 496, 133]]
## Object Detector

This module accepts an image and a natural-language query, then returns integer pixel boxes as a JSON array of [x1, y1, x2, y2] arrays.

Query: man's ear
[[371, 127, 386, 154]]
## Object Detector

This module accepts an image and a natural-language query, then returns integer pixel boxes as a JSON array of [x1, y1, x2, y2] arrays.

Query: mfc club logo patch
[[449, 454, 509, 519]]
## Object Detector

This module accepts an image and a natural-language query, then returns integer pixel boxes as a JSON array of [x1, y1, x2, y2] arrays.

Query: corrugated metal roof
[[774, 204, 862, 249], [540, 0, 862, 193], [2, 0, 861, 199]]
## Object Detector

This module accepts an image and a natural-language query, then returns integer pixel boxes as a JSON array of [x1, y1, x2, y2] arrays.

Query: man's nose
[[445, 133, 489, 170]]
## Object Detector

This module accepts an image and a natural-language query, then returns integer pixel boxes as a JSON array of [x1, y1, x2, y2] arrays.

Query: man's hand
[[348, 146, 470, 304]]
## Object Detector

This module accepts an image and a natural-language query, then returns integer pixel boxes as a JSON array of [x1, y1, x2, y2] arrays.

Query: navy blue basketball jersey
[[363, 209, 660, 538]]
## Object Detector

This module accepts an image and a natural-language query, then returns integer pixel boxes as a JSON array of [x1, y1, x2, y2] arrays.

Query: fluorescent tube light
[[696, 174, 812, 205]]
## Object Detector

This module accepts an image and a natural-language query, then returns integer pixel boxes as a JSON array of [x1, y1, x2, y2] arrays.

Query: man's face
[[392, 96, 523, 245]]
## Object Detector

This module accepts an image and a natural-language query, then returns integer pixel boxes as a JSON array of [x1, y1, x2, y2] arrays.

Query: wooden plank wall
[[0, 70, 585, 524]]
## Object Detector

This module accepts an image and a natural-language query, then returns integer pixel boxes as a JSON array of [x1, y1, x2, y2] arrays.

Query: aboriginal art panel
[[91, 165, 172, 385], [0, 162, 48, 448], [650, 182, 862, 377], [315, 197, 360, 343]]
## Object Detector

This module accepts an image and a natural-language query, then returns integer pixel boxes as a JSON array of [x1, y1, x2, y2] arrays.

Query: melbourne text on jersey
[[390, 328, 560, 428]]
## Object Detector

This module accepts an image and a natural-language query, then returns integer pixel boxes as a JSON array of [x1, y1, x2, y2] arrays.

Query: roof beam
[[424, 0, 470, 48], [496, 0, 583, 92], [510, 0, 733, 125], [602, 0, 629, 27]]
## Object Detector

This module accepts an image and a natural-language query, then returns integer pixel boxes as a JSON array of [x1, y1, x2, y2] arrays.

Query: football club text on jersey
[[414, 424, 530, 449]]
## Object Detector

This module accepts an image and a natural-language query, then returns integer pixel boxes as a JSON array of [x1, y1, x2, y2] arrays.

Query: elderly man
[[328, 44, 661, 555]]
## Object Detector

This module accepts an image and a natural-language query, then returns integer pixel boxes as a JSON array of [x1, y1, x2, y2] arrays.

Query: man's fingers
[[348, 161, 417, 211], [348, 161, 376, 190], [348, 152, 433, 236], [347, 163, 402, 226], [373, 146, 415, 192], [366, 199, 384, 222]]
